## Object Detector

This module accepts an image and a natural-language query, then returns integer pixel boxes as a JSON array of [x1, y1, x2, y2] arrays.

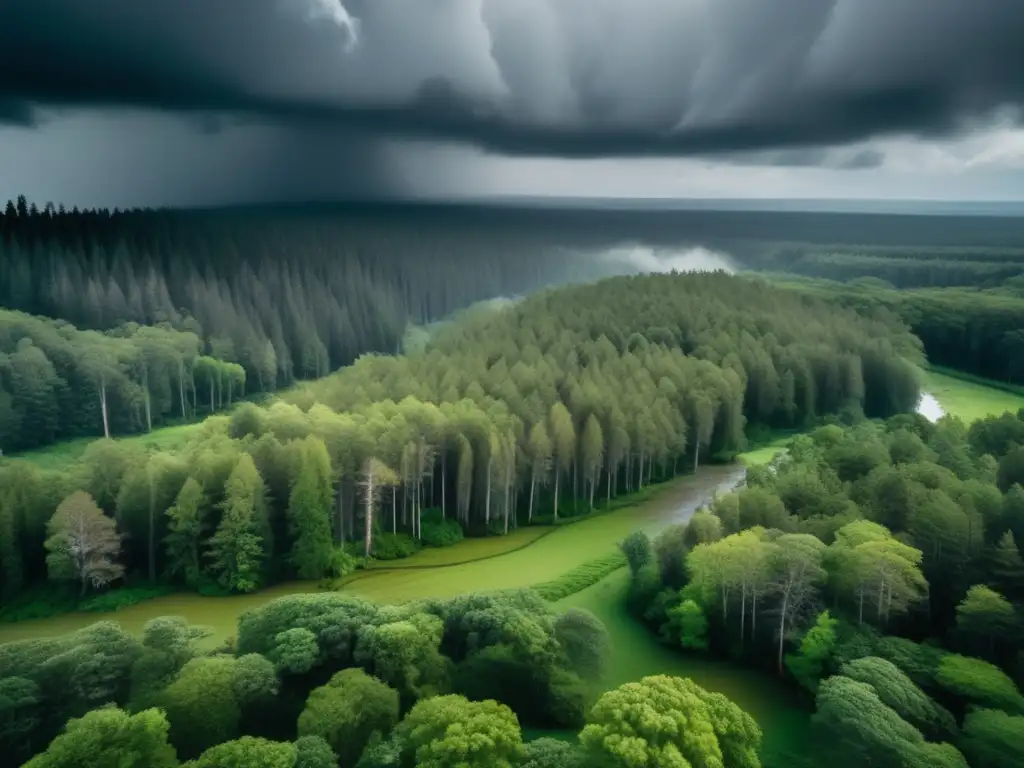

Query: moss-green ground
[[926, 370, 1024, 424]]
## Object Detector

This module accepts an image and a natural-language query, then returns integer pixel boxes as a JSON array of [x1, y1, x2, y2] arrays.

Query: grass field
[[737, 437, 792, 467], [925, 369, 1024, 424], [0, 465, 744, 645], [13, 423, 204, 471]]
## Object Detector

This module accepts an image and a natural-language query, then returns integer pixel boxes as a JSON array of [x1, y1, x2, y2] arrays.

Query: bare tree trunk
[[740, 580, 747, 650], [441, 452, 447, 519], [553, 471, 559, 522], [363, 465, 375, 558], [208, 379, 214, 415], [147, 470, 156, 581], [143, 369, 152, 432], [392, 487, 397, 534], [178, 362, 188, 419], [528, 471, 536, 522], [777, 591, 790, 674], [485, 454, 492, 525], [99, 376, 110, 439]]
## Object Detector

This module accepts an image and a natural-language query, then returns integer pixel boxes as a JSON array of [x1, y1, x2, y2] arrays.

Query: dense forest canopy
[[0, 272, 920, 605], [628, 412, 1024, 768]]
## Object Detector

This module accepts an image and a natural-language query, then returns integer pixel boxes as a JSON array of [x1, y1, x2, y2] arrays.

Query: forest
[[624, 411, 1024, 768], [768, 275, 1024, 385], [4, 195, 1024, 766], [0, 272, 920, 605], [0, 197, 643, 452]]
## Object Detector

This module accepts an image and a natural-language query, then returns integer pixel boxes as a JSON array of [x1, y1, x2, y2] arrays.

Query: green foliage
[[666, 598, 709, 651], [186, 736, 295, 768], [936, 654, 1024, 714], [24, 707, 178, 768], [371, 533, 421, 561], [955, 584, 1017, 658], [297, 669, 400, 767], [207, 454, 266, 593], [78, 583, 176, 613], [813, 675, 965, 768], [839, 657, 957, 741], [533, 553, 627, 602], [553, 608, 611, 682], [293, 736, 337, 768], [619, 532, 652, 577], [44, 491, 124, 595], [580, 674, 762, 768], [785, 611, 839, 693], [393, 694, 523, 768], [960, 708, 1024, 768], [164, 478, 208, 589], [287, 437, 335, 579], [520, 737, 586, 768], [419, 510, 464, 548]]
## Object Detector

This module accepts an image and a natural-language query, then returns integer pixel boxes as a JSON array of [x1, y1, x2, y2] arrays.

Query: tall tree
[[44, 491, 124, 596], [287, 437, 335, 579], [207, 454, 266, 593], [164, 478, 208, 588]]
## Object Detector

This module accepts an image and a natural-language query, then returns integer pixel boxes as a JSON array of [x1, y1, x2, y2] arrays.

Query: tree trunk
[[485, 454, 492, 524], [528, 471, 536, 522], [553, 471, 559, 521], [392, 487, 397, 534], [99, 376, 110, 439], [441, 452, 447, 519], [178, 362, 188, 419], [143, 370, 152, 432], [777, 590, 790, 674], [694, 442, 699, 473], [740, 581, 747, 650], [208, 379, 214, 415], [364, 467, 375, 558]]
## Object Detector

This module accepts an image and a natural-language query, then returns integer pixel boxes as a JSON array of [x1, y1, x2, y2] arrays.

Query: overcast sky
[[1, 0, 1023, 208]]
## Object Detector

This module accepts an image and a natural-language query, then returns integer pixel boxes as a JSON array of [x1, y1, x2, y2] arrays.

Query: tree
[[287, 437, 335, 579], [839, 657, 957, 742], [520, 737, 585, 768], [955, 585, 1017, 658], [186, 737, 294, 768], [44, 491, 124, 596], [580, 675, 761, 768], [297, 669, 400, 767], [527, 420, 552, 522], [359, 458, 398, 558], [935, 654, 1024, 714], [553, 608, 611, 682], [0, 676, 41, 763], [207, 454, 266, 593], [164, 478, 208, 588], [549, 402, 576, 521], [666, 598, 709, 651], [580, 414, 605, 509], [620, 532, 652, 577], [813, 675, 965, 768], [960, 708, 1024, 768], [770, 534, 826, 674], [24, 707, 178, 768], [393, 695, 523, 768], [785, 611, 838, 693], [989, 531, 1024, 599], [294, 736, 337, 768]]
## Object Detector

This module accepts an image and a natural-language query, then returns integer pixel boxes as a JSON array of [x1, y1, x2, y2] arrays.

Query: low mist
[[595, 244, 739, 275]]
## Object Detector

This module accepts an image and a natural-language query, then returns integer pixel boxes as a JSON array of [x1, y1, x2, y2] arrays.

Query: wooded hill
[[0, 272, 922, 602]]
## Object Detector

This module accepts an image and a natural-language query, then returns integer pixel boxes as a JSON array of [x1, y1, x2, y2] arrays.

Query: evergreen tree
[[207, 454, 266, 593], [287, 437, 335, 579]]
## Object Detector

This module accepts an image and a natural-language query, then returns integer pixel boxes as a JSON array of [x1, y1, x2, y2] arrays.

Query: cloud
[[2, 0, 1023, 159]]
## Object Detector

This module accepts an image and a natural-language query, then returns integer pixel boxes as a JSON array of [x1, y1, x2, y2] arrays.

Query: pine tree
[[207, 454, 265, 593], [165, 478, 208, 588], [287, 437, 335, 579]]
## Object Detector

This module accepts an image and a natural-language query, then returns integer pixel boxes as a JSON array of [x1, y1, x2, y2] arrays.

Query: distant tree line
[[0, 272, 920, 603], [0, 196, 635, 415], [755, 244, 1024, 289], [0, 310, 246, 452], [770, 275, 1024, 385]]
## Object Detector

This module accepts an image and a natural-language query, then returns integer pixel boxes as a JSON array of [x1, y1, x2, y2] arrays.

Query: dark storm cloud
[[1, 0, 1023, 158]]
